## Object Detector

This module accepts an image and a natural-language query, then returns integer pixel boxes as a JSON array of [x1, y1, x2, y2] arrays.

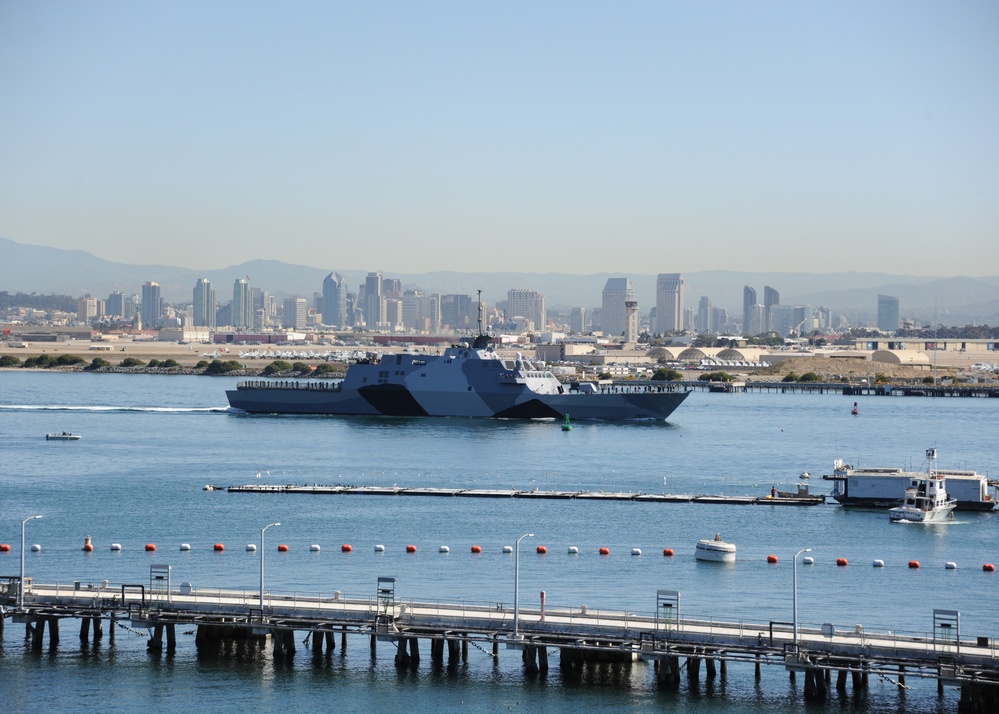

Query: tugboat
[[888, 449, 957, 523]]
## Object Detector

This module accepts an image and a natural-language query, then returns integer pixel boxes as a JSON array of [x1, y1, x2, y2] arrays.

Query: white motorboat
[[46, 432, 81, 441], [888, 449, 957, 524], [695, 533, 737, 563]]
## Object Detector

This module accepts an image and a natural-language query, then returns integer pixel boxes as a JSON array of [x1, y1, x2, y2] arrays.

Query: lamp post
[[259, 522, 280, 611], [513, 533, 534, 639], [793, 547, 812, 652], [19, 515, 42, 611]]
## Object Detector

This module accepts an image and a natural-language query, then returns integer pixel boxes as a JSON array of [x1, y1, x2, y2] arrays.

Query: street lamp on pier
[[513, 533, 534, 639], [793, 547, 812, 652], [19, 515, 42, 611], [259, 522, 280, 611]]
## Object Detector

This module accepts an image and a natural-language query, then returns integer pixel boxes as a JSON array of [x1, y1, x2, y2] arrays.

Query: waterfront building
[[742, 285, 757, 335], [654, 273, 684, 334], [282, 298, 307, 330], [192, 278, 216, 330], [601, 278, 633, 338], [141, 281, 162, 329], [232, 278, 252, 330], [506, 289, 546, 332], [878, 294, 900, 332], [764, 285, 780, 332], [322, 272, 348, 327]]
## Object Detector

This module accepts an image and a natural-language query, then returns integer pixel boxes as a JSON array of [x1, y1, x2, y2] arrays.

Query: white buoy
[[246, 544, 257, 552], [873, 559, 885, 567], [110, 543, 122, 551], [945, 561, 958, 570], [179, 543, 191, 551], [803, 556, 814, 565], [502, 545, 513, 553], [30, 544, 42, 552], [568, 546, 579, 555], [310, 544, 321, 552], [631, 548, 642, 556], [439, 545, 450, 553], [374, 544, 385, 552]]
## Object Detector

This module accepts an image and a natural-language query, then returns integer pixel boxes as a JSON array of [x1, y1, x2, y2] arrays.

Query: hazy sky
[[2, 1, 997, 276]]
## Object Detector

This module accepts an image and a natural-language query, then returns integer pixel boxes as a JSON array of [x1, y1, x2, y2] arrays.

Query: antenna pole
[[477, 290, 483, 336]]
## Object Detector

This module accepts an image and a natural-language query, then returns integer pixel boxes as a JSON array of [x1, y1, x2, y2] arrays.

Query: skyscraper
[[654, 273, 683, 333], [877, 295, 899, 332], [322, 272, 348, 327], [282, 298, 307, 330], [764, 286, 779, 333], [601, 278, 633, 338], [742, 285, 757, 335], [364, 272, 383, 327], [569, 307, 587, 333], [193, 278, 216, 329], [141, 281, 162, 329], [506, 289, 546, 331], [696, 296, 712, 332], [106, 291, 125, 319], [232, 278, 252, 330]]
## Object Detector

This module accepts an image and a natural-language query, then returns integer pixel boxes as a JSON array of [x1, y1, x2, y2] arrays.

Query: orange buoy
[[663, 548, 674, 557], [406, 544, 417, 553], [908, 560, 920, 569], [836, 557, 848, 566], [277, 544, 289, 552], [145, 543, 156, 552], [213, 543, 224, 552], [0, 543, 11, 552], [984, 563, 995, 572], [536, 545, 547, 554], [767, 554, 778, 564], [599, 547, 610, 556], [341, 544, 352, 552], [83, 536, 94, 552], [471, 545, 482, 554]]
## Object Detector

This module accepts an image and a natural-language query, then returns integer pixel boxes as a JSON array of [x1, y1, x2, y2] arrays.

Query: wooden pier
[[2, 576, 997, 709]]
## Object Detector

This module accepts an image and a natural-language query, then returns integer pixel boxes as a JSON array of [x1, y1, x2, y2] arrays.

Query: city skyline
[[1, 3, 996, 277]]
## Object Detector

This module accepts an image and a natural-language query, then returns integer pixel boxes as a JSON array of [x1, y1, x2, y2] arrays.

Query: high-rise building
[[771, 305, 812, 337], [506, 289, 546, 332], [364, 272, 383, 327], [877, 295, 899, 332], [624, 300, 639, 343], [654, 273, 684, 333], [322, 272, 348, 327], [77, 296, 98, 323], [764, 286, 780, 333], [440, 294, 474, 330], [232, 278, 252, 329], [141, 281, 162, 329], [601, 278, 634, 338], [193, 278, 216, 329], [696, 296, 712, 332], [569, 307, 587, 333], [106, 291, 125, 319], [742, 285, 757, 335], [282, 298, 307, 330]]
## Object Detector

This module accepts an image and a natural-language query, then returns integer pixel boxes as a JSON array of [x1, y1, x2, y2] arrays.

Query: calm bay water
[[1, 371, 997, 712]]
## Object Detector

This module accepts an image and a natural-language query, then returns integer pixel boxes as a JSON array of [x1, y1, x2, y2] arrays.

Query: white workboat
[[695, 533, 737, 563], [46, 432, 81, 441], [888, 449, 957, 524]]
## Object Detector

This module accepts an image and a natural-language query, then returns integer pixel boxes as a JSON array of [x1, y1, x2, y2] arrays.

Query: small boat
[[46, 432, 81, 441], [851, 402, 859, 415], [889, 449, 957, 524], [561, 414, 572, 431], [695, 533, 737, 563]]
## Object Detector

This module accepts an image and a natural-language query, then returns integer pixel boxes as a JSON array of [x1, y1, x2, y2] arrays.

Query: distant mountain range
[[2, 236, 998, 326]]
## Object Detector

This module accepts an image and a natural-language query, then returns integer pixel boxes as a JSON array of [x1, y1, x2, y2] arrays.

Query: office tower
[[506, 289, 546, 331], [322, 272, 348, 327], [569, 307, 587, 333], [746, 304, 766, 336], [696, 296, 712, 332], [282, 298, 307, 330], [364, 272, 383, 327], [771, 305, 811, 337], [655, 273, 684, 333], [710, 306, 728, 333], [601, 278, 634, 338], [624, 301, 639, 343], [232, 278, 252, 330], [440, 294, 474, 329], [77, 296, 98, 323], [764, 286, 779, 333], [106, 291, 125, 319], [877, 295, 899, 332], [141, 281, 162, 329], [742, 285, 757, 335], [384, 298, 403, 328], [192, 278, 216, 329]]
